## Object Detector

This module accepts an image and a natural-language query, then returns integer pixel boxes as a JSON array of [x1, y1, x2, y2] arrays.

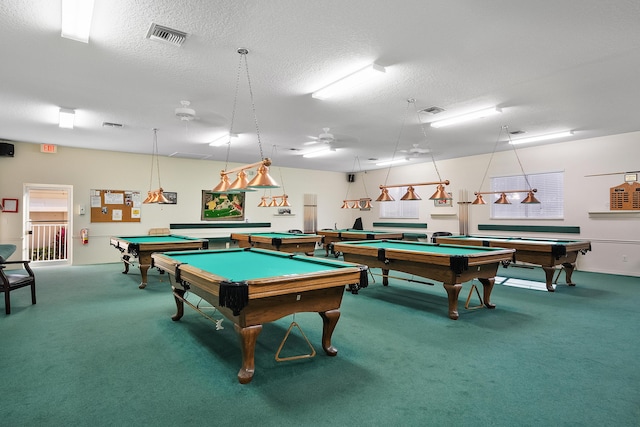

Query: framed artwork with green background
[[201, 190, 245, 221]]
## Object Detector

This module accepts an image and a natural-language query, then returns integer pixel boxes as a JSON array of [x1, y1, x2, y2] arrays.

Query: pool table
[[317, 229, 405, 257], [151, 247, 368, 384], [333, 240, 515, 320], [110, 235, 208, 289], [230, 232, 322, 255], [432, 235, 592, 292]]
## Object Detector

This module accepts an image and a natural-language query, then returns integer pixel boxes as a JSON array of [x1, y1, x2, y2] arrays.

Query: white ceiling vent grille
[[146, 23, 188, 47]]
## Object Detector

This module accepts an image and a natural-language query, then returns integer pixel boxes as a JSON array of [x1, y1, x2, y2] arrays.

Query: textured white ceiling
[[1, 0, 640, 172]]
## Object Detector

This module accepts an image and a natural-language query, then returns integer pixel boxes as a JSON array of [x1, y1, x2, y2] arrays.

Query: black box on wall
[[347, 173, 355, 182], [0, 142, 14, 157]]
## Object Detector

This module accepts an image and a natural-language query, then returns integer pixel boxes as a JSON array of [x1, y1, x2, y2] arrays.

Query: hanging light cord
[[221, 51, 245, 171], [357, 156, 370, 198], [506, 126, 535, 191], [153, 128, 163, 189], [475, 126, 504, 193], [345, 156, 358, 199], [273, 145, 286, 195], [383, 99, 412, 186], [148, 129, 156, 191], [413, 101, 444, 183], [241, 49, 266, 161]]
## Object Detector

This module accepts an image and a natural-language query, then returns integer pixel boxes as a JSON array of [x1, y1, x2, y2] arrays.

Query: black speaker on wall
[[347, 173, 355, 182], [0, 142, 15, 157]]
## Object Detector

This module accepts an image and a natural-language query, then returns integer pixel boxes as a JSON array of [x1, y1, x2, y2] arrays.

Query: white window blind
[[490, 171, 564, 219], [379, 186, 420, 218]]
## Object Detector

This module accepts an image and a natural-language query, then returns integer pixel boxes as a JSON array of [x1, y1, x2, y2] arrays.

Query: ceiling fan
[[303, 127, 357, 147], [174, 100, 227, 129], [399, 144, 430, 158]]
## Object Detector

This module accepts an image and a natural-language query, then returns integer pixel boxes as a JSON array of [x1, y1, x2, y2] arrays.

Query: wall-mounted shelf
[[430, 212, 457, 218], [273, 214, 296, 217], [588, 210, 640, 217]]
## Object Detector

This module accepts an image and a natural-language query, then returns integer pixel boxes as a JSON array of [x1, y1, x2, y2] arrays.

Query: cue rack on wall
[[90, 189, 142, 223]]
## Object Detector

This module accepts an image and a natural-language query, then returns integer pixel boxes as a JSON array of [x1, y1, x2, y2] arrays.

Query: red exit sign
[[40, 144, 57, 153]]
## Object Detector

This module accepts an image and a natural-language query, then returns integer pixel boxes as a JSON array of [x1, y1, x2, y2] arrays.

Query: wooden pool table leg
[[319, 309, 340, 356], [382, 268, 390, 286], [171, 287, 185, 321], [562, 262, 577, 286], [442, 283, 462, 320], [235, 324, 263, 384], [542, 267, 556, 292], [477, 278, 497, 309]]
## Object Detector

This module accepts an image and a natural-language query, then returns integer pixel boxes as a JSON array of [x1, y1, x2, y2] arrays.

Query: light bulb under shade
[[212, 174, 232, 193], [429, 184, 450, 201], [471, 194, 486, 205], [521, 191, 541, 204], [246, 164, 279, 188], [494, 193, 511, 204], [376, 188, 394, 202], [400, 186, 421, 201]]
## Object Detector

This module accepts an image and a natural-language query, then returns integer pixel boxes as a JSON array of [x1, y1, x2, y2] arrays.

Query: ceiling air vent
[[146, 23, 188, 47], [419, 106, 445, 115]]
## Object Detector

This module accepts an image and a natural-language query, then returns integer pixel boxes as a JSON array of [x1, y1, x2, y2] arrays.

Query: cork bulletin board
[[90, 189, 142, 223]]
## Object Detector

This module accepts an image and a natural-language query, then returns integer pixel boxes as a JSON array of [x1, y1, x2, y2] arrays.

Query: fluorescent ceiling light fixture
[[312, 63, 385, 100], [302, 147, 336, 158], [376, 158, 408, 166], [429, 107, 501, 128], [61, 0, 95, 43], [209, 133, 239, 147], [509, 131, 573, 145], [59, 108, 75, 129]]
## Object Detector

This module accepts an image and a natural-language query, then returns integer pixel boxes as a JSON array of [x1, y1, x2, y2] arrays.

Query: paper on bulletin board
[[105, 192, 124, 205], [131, 208, 141, 218], [112, 209, 123, 221]]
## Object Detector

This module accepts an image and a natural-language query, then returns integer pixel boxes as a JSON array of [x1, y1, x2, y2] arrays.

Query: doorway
[[23, 184, 73, 265]]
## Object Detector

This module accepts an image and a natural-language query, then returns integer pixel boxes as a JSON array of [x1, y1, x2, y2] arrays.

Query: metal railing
[[28, 222, 68, 262]]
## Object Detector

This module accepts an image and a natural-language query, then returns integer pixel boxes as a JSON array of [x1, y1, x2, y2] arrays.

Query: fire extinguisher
[[81, 228, 89, 245]]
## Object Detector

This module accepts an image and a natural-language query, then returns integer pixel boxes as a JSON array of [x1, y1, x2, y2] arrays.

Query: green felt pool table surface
[[333, 239, 515, 320], [432, 235, 592, 291]]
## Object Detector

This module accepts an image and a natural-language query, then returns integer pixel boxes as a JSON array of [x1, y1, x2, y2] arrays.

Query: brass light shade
[[341, 200, 350, 209], [257, 197, 269, 207], [376, 188, 394, 202], [361, 199, 372, 209], [143, 191, 154, 204], [429, 184, 450, 201], [494, 193, 511, 204], [400, 186, 421, 201], [229, 170, 255, 192], [268, 198, 278, 207], [212, 174, 231, 193], [521, 190, 541, 204], [247, 164, 280, 188], [156, 188, 171, 204], [351, 201, 360, 209], [279, 196, 291, 207], [471, 194, 486, 205]]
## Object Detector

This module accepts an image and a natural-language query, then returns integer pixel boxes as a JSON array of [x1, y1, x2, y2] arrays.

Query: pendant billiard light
[[471, 125, 541, 205], [341, 156, 373, 209], [143, 128, 171, 204], [376, 99, 451, 203], [211, 48, 279, 194]]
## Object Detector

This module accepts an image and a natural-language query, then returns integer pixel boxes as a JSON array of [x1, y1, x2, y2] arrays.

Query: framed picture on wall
[[1, 198, 18, 213], [201, 190, 245, 221]]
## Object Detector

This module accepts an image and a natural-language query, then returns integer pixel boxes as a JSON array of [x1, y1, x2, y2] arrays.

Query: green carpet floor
[[1, 254, 639, 426]]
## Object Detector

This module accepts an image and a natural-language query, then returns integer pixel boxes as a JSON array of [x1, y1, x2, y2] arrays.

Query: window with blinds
[[490, 171, 564, 219], [379, 186, 420, 218]]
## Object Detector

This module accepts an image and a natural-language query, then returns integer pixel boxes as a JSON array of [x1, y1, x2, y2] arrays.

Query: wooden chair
[[0, 244, 36, 315]]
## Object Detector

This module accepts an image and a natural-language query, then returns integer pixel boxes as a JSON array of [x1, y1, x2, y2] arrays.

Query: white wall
[[0, 142, 355, 265], [354, 131, 640, 277], [1, 132, 639, 277]]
